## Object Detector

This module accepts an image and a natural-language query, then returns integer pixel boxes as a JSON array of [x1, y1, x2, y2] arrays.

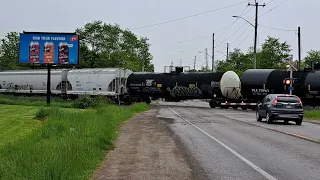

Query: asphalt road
[[155, 100, 320, 180]]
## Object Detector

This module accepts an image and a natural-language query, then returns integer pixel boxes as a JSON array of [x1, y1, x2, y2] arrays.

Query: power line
[[131, 0, 250, 30], [150, 0, 289, 51], [264, 0, 277, 5], [215, 6, 253, 41], [216, 50, 228, 57], [230, 24, 253, 45], [259, 24, 296, 32], [216, 0, 289, 51], [216, 21, 251, 48], [236, 28, 255, 49], [215, 7, 263, 48], [259, 0, 289, 17], [155, 36, 209, 47]]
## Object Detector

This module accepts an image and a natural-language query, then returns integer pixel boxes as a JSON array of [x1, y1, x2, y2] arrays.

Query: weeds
[[305, 110, 320, 120], [0, 102, 150, 180], [0, 94, 73, 108]]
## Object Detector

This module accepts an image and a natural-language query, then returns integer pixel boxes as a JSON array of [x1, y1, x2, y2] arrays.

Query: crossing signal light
[[284, 78, 291, 85]]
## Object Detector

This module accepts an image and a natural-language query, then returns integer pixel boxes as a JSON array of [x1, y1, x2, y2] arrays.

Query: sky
[[0, 0, 319, 72]]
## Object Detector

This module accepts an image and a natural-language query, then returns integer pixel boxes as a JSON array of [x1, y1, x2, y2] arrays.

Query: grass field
[[0, 94, 74, 108], [0, 105, 42, 146], [0, 95, 150, 180], [305, 110, 320, 120]]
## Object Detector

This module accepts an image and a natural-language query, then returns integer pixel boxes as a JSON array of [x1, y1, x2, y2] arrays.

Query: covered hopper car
[[0, 68, 132, 103]]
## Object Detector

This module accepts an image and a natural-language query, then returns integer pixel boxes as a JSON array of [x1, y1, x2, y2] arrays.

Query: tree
[[216, 48, 251, 76], [304, 50, 320, 64], [216, 36, 292, 75], [0, 32, 20, 70], [76, 20, 154, 72], [0, 20, 154, 72], [258, 36, 291, 69]]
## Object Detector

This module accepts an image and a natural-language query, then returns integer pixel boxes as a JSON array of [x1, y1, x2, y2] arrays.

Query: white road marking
[[168, 107, 278, 180], [215, 112, 249, 115]]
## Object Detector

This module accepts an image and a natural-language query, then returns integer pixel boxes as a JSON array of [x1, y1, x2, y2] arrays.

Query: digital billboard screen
[[19, 32, 79, 65]]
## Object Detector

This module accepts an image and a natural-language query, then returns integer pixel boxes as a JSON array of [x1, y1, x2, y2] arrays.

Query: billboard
[[19, 32, 79, 65]]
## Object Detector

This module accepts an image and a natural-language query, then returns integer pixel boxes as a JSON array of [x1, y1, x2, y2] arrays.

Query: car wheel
[[296, 119, 302, 125], [284, 120, 289, 124], [266, 112, 273, 124], [256, 110, 262, 121]]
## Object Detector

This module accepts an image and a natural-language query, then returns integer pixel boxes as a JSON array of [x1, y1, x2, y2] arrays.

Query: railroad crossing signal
[[284, 79, 291, 85], [283, 78, 292, 85], [283, 78, 298, 85]]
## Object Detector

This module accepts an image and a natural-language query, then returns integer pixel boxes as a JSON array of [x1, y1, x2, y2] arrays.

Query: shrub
[[72, 95, 114, 109], [72, 95, 94, 109], [35, 107, 51, 120]]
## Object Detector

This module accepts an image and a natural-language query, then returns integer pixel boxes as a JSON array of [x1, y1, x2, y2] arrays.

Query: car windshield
[[277, 96, 300, 103]]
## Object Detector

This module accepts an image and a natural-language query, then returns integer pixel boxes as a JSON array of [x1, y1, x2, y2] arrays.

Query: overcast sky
[[0, 0, 319, 72]]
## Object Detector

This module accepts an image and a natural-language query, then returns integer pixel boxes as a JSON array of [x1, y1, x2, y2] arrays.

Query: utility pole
[[205, 48, 208, 71], [212, 33, 214, 71], [180, 59, 182, 66], [194, 56, 196, 71], [248, 0, 265, 69], [142, 60, 144, 72], [298, 26, 301, 70], [226, 43, 229, 61]]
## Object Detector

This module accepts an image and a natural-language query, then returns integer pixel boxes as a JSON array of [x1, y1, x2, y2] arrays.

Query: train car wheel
[[209, 100, 216, 108], [221, 105, 229, 109], [145, 97, 151, 104], [232, 106, 238, 109], [250, 106, 257, 110], [241, 106, 248, 110]]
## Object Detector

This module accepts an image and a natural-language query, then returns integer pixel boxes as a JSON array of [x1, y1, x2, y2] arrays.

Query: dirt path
[[91, 107, 206, 180]]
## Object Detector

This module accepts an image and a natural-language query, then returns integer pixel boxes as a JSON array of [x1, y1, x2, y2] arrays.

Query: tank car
[[126, 70, 242, 104], [217, 69, 294, 110], [230, 68, 320, 109]]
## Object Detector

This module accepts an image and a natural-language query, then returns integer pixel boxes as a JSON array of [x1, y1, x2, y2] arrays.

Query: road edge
[[213, 112, 320, 144], [304, 119, 320, 125], [154, 106, 209, 180]]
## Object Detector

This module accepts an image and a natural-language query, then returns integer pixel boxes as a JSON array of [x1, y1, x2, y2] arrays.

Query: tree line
[[0, 20, 154, 72], [188, 36, 320, 76], [1, 21, 320, 75], [215, 36, 320, 76]]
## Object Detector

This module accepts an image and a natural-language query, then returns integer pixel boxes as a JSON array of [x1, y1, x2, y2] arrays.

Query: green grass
[[0, 105, 42, 146], [305, 110, 320, 120], [0, 96, 150, 180], [0, 94, 74, 108]]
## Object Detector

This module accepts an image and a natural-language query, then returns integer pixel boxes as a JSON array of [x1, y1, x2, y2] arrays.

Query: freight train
[[1, 66, 320, 109], [0, 68, 133, 103], [126, 66, 320, 109]]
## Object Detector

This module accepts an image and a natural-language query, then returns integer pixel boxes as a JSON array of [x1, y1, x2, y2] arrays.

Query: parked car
[[256, 94, 304, 125]]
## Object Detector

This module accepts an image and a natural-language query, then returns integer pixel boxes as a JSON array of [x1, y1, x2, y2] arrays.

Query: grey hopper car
[[0, 68, 132, 100]]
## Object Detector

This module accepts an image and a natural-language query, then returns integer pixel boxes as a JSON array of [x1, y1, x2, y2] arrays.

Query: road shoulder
[[304, 119, 320, 125], [91, 107, 206, 180]]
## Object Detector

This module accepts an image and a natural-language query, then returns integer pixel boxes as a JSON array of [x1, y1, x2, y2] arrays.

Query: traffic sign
[[288, 86, 294, 91]]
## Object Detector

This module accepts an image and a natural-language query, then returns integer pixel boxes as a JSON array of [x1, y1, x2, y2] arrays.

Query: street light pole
[[233, 1, 265, 69], [232, 15, 256, 69], [253, 3, 258, 69]]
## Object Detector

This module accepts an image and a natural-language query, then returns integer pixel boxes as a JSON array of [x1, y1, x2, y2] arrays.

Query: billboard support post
[[18, 31, 80, 103], [46, 65, 51, 105]]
